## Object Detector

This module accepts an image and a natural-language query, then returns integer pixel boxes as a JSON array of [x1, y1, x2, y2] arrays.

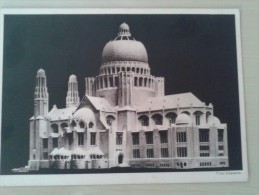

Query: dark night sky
[[1, 14, 241, 174]]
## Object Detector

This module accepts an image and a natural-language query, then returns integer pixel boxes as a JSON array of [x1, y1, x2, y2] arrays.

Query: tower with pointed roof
[[28, 69, 49, 170], [66, 75, 80, 108]]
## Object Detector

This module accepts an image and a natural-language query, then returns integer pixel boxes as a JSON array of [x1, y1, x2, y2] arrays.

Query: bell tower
[[66, 74, 80, 107], [29, 69, 49, 170], [34, 69, 49, 117]]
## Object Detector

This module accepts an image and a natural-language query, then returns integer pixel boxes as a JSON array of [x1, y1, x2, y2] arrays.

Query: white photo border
[[0, 8, 248, 186]]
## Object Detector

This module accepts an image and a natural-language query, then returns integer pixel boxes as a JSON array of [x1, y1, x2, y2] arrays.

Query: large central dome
[[102, 23, 148, 64]]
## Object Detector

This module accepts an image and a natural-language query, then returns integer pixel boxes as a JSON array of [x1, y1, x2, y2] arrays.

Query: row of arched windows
[[70, 120, 94, 129], [138, 111, 212, 126], [134, 77, 155, 88], [100, 65, 150, 75], [96, 75, 155, 90], [50, 123, 68, 133]]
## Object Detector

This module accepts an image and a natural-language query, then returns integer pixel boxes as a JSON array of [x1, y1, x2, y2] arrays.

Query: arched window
[[100, 78, 103, 88], [60, 123, 68, 131], [152, 114, 163, 125], [79, 121, 85, 129], [109, 77, 113, 87], [144, 78, 147, 87], [206, 111, 212, 123], [115, 77, 118, 87], [194, 111, 203, 125], [134, 77, 138, 86], [104, 77, 108, 88], [51, 123, 58, 133], [136, 68, 139, 73], [89, 122, 94, 128], [165, 112, 177, 124], [71, 120, 76, 127], [139, 77, 143, 87], [138, 115, 149, 126], [106, 115, 115, 126], [132, 67, 135, 72]]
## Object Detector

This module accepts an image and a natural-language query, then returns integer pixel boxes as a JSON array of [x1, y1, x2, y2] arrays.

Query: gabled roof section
[[47, 105, 76, 121], [76, 95, 115, 113], [137, 92, 205, 112]]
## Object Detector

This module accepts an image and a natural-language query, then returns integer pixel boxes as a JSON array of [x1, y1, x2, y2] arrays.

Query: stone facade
[[28, 23, 229, 171]]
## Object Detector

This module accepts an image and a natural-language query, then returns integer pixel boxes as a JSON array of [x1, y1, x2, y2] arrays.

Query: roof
[[47, 105, 77, 121], [72, 147, 86, 155], [86, 147, 104, 155], [50, 148, 59, 155], [137, 92, 205, 112], [87, 95, 115, 112], [57, 147, 71, 156]]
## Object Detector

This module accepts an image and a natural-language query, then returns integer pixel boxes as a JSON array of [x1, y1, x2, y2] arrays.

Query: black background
[[1, 14, 241, 174]]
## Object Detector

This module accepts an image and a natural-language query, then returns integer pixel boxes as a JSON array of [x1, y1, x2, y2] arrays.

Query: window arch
[[138, 115, 149, 126], [149, 79, 151, 88], [106, 115, 116, 126], [51, 123, 58, 133], [134, 77, 138, 86], [100, 78, 103, 88], [139, 77, 143, 87], [115, 77, 118, 87], [165, 112, 177, 124], [104, 77, 108, 88], [144, 78, 147, 87], [89, 122, 94, 128], [182, 111, 190, 115], [71, 120, 76, 127], [206, 111, 212, 123], [79, 121, 85, 129], [194, 111, 203, 125], [152, 114, 163, 125], [60, 123, 68, 131]]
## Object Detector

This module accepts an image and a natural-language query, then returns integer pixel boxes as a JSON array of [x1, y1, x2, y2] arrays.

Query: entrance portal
[[118, 154, 123, 164]]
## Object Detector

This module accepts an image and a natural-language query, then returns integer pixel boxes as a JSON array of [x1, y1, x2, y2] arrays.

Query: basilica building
[[28, 23, 229, 171]]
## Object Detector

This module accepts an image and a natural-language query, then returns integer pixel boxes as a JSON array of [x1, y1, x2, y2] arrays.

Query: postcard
[[0, 8, 247, 186]]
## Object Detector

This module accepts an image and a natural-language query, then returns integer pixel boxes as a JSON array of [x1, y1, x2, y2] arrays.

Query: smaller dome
[[72, 107, 96, 124], [37, 69, 46, 77], [118, 22, 131, 36], [207, 116, 221, 126], [69, 74, 77, 82], [120, 22, 129, 31], [175, 113, 191, 125]]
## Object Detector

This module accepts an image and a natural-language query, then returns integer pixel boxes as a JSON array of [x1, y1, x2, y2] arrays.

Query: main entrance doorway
[[118, 154, 123, 164]]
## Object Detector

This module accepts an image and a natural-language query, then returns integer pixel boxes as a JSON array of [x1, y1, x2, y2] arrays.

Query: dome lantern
[[118, 22, 131, 36]]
